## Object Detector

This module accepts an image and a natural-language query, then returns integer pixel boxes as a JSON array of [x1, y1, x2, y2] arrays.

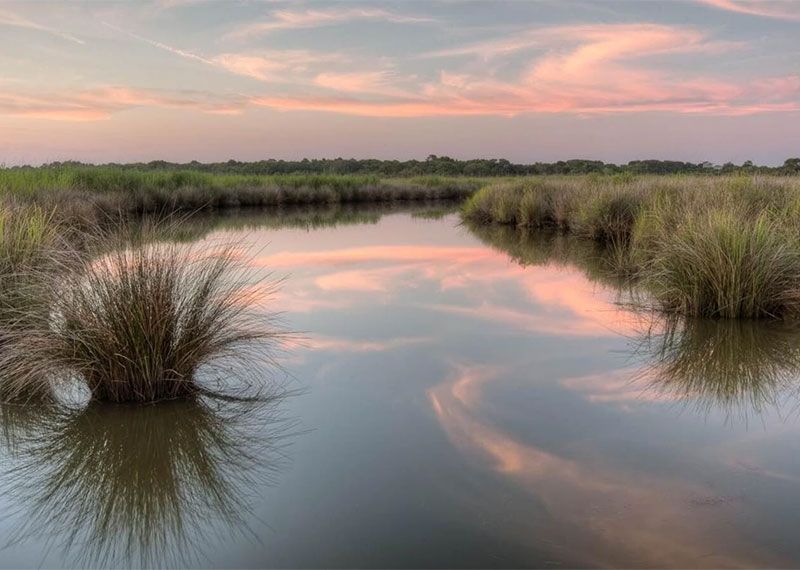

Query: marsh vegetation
[[0, 167, 481, 219], [2, 200, 800, 568], [463, 175, 800, 318]]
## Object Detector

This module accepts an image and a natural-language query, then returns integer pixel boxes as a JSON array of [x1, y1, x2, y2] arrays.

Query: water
[[3, 203, 800, 568]]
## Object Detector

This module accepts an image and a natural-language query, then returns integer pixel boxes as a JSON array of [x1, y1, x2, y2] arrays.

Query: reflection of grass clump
[[2, 395, 295, 567], [634, 318, 800, 416]]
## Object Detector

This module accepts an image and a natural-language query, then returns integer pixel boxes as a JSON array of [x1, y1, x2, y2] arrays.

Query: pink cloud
[[247, 23, 793, 118], [560, 368, 680, 405], [698, 0, 800, 20], [253, 244, 644, 338], [428, 363, 767, 567], [226, 7, 431, 38], [304, 334, 433, 353], [7, 21, 797, 122], [212, 51, 350, 82], [314, 71, 407, 96], [253, 246, 492, 268], [0, 86, 246, 120]]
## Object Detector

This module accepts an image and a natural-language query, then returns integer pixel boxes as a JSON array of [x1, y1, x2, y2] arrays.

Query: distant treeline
[[7, 156, 800, 176]]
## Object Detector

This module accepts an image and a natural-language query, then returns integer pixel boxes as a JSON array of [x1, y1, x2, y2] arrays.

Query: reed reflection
[[466, 222, 800, 418], [1, 393, 297, 568], [634, 318, 800, 418]]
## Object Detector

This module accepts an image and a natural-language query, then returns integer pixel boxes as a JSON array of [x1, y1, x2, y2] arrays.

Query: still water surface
[[3, 204, 800, 568]]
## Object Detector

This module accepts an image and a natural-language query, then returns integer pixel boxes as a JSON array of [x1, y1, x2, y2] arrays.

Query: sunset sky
[[1, 0, 798, 165]]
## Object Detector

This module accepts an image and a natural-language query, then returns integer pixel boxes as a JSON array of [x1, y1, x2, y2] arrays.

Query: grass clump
[[0, 205, 65, 309], [645, 208, 800, 318], [462, 175, 800, 319], [0, 238, 280, 403]]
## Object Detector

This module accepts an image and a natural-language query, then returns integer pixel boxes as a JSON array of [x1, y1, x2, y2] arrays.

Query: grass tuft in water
[[0, 237, 282, 403]]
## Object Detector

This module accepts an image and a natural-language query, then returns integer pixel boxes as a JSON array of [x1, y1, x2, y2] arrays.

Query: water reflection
[[1, 394, 297, 568], [428, 364, 763, 568], [3, 205, 799, 568], [464, 221, 628, 290], [171, 200, 462, 241], [466, 221, 800, 419], [634, 318, 800, 418]]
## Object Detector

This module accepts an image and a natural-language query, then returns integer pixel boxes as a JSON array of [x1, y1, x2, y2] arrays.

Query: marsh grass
[[0, 205, 67, 319], [463, 175, 800, 318], [0, 235, 283, 403], [644, 208, 800, 318], [0, 167, 483, 218]]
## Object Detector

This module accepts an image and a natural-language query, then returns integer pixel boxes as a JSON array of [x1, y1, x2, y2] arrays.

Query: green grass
[[462, 175, 800, 318], [0, 236, 281, 403], [0, 166, 484, 217]]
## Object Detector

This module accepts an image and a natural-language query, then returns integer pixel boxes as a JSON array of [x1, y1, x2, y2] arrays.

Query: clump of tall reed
[[0, 236, 281, 403], [0, 205, 66, 318], [463, 175, 800, 319], [643, 207, 800, 318]]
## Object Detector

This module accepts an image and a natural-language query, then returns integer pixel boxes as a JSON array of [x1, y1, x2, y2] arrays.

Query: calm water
[[3, 204, 800, 568]]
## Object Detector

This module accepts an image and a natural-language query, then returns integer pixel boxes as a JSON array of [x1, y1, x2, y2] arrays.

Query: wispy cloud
[[103, 21, 354, 84], [212, 50, 349, 82], [313, 70, 412, 97], [226, 7, 432, 38], [0, 9, 84, 44], [102, 21, 215, 65], [0, 87, 246, 121], [6, 17, 799, 122], [424, 23, 741, 59], [250, 23, 795, 118], [698, 0, 800, 21]]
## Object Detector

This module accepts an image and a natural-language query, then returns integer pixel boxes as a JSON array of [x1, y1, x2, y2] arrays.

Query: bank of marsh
[[463, 175, 800, 318], [0, 167, 483, 218]]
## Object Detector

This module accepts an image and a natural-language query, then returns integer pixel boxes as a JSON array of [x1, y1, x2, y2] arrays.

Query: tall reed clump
[[463, 176, 800, 319], [644, 207, 800, 318], [0, 238, 281, 403], [0, 205, 73, 326]]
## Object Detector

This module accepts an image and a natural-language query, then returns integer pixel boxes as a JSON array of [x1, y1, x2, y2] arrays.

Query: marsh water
[[3, 203, 800, 568]]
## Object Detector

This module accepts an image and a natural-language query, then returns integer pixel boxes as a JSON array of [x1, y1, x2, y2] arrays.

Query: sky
[[0, 0, 798, 165]]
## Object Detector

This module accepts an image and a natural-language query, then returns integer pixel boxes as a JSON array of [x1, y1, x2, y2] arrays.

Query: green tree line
[[7, 156, 800, 176]]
